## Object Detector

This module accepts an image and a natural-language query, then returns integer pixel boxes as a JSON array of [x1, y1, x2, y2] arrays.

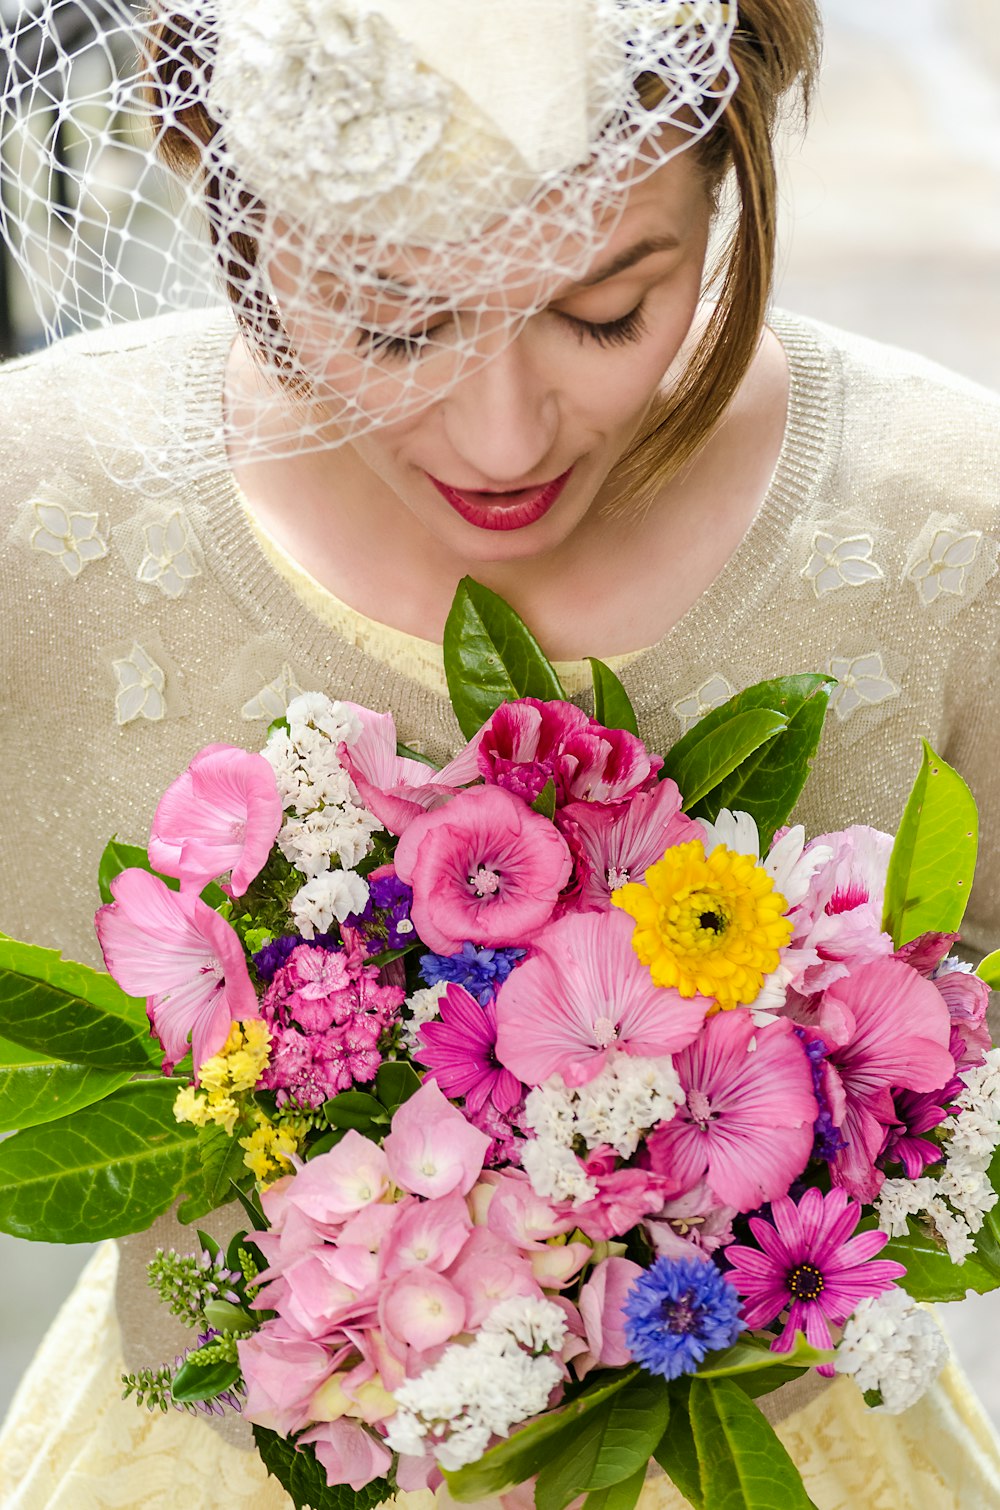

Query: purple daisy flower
[[417, 982, 524, 1115]]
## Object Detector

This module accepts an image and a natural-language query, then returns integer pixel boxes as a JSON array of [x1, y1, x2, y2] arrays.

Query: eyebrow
[[356, 234, 680, 304]]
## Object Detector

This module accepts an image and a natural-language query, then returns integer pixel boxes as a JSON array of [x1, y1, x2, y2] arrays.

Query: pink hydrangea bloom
[[445, 1227, 542, 1327], [382, 1079, 490, 1198], [95, 867, 258, 1075], [393, 785, 573, 955], [476, 698, 661, 807], [237, 1323, 336, 1436], [148, 743, 283, 896], [558, 780, 701, 910], [417, 983, 524, 1115], [298, 1418, 393, 1493], [645, 1012, 816, 1213], [339, 703, 481, 836], [494, 909, 710, 1088]]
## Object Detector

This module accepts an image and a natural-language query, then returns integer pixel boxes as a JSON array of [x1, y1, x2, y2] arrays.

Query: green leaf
[[253, 1426, 392, 1510], [444, 1369, 639, 1501], [589, 658, 640, 737], [662, 708, 789, 812], [365, 944, 419, 970], [977, 950, 1000, 990], [0, 1079, 200, 1242], [177, 1122, 252, 1224], [583, 1465, 648, 1510], [976, 1146, 1000, 1278], [532, 777, 558, 820], [654, 1382, 704, 1509], [0, 1033, 131, 1132], [443, 576, 565, 740], [880, 1219, 999, 1300], [170, 1349, 242, 1404], [0, 934, 154, 1070], [228, 1179, 270, 1231], [694, 1332, 833, 1379], [689, 1376, 817, 1509], [396, 740, 440, 769], [323, 1090, 389, 1132], [883, 741, 979, 948], [202, 1298, 257, 1334], [375, 1059, 422, 1112], [534, 1374, 671, 1510]]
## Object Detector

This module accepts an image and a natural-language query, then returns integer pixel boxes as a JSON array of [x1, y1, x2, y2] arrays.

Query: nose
[[440, 328, 560, 485]]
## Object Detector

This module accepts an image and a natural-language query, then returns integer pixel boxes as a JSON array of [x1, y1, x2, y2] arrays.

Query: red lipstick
[[426, 467, 574, 531]]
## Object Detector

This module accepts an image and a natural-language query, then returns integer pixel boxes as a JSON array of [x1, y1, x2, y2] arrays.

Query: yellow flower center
[[611, 838, 792, 1010]]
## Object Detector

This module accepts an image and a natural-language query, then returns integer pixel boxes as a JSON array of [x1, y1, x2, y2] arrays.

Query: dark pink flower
[[572, 1148, 675, 1240], [393, 785, 573, 955], [726, 1187, 906, 1372], [418, 983, 524, 1115], [879, 1086, 952, 1178], [477, 698, 661, 808], [645, 1013, 816, 1213], [95, 867, 258, 1074], [558, 780, 701, 910], [148, 743, 283, 896]]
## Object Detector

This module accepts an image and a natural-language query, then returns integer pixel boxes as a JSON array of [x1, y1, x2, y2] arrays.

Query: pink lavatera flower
[[393, 785, 573, 955], [382, 1079, 490, 1198], [494, 909, 710, 1088], [338, 702, 481, 836], [558, 779, 700, 911], [821, 957, 954, 1201], [148, 743, 282, 896], [645, 1012, 816, 1213], [95, 867, 258, 1075], [476, 697, 661, 807]]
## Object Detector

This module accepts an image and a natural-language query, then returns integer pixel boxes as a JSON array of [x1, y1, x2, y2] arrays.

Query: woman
[[1, 1, 999, 1505]]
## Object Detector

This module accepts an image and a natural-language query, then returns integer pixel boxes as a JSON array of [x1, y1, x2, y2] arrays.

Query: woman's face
[[269, 145, 714, 563]]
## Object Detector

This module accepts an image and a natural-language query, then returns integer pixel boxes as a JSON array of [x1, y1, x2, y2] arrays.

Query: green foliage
[[653, 1379, 704, 1509], [882, 741, 978, 948], [0, 1033, 130, 1131], [323, 1089, 390, 1137], [660, 675, 834, 848], [977, 949, 1000, 990], [443, 575, 565, 740], [375, 1059, 422, 1112], [0, 1079, 200, 1242], [693, 1333, 833, 1379], [396, 740, 440, 769], [687, 1376, 818, 1508], [589, 658, 640, 737], [177, 1122, 254, 1225], [531, 777, 558, 819], [582, 1467, 648, 1510], [170, 1347, 241, 1404], [880, 1219, 1000, 1300], [230, 849, 304, 945], [0, 934, 154, 1070], [534, 1372, 671, 1510], [253, 1426, 393, 1510]]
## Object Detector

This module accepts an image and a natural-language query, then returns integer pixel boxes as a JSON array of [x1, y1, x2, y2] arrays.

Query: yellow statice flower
[[612, 838, 792, 1010], [173, 1019, 272, 1135], [240, 1111, 306, 1185]]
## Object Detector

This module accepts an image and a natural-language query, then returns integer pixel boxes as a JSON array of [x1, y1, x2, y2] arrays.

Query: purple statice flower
[[795, 1028, 848, 1163], [252, 931, 340, 983], [344, 868, 416, 954], [623, 1256, 744, 1380], [419, 941, 525, 1006]]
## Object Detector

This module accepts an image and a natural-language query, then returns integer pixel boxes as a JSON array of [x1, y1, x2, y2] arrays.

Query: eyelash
[[355, 302, 649, 363]]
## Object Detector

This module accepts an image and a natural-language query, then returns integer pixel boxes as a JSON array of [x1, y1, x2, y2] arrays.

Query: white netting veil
[[0, 0, 738, 489]]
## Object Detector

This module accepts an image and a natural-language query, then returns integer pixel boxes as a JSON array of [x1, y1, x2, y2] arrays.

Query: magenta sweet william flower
[[725, 1187, 906, 1372], [148, 743, 283, 896], [417, 982, 524, 1115], [95, 867, 258, 1074], [494, 909, 710, 1088], [558, 780, 701, 910], [645, 1012, 816, 1213], [476, 698, 661, 808], [393, 785, 573, 955]]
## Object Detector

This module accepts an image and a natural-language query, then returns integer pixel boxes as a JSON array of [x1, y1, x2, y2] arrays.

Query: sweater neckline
[[186, 309, 840, 713]]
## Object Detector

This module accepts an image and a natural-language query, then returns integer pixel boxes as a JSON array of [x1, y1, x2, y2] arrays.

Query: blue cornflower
[[419, 941, 526, 1005], [794, 1028, 848, 1162], [623, 1255, 745, 1380]]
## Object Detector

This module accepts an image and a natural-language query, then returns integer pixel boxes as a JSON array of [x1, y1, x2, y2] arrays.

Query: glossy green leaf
[[0, 1033, 130, 1132], [202, 1298, 257, 1334], [883, 741, 979, 948], [589, 658, 640, 737], [444, 1369, 639, 1501], [532, 777, 558, 820], [653, 1381, 704, 1509], [443, 576, 565, 740], [880, 1219, 999, 1300], [661, 708, 788, 811], [694, 1332, 833, 1379], [170, 1349, 241, 1404], [323, 1090, 389, 1132], [977, 950, 1000, 990], [0, 934, 154, 1070], [375, 1059, 422, 1111], [253, 1426, 392, 1510], [689, 1376, 817, 1509], [583, 1465, 648, 1510], [177, 1122, 252, 1225], [0, 1079, 200, 1242], [534, 1374, 671, 1510], [396, 740, 440, 769]]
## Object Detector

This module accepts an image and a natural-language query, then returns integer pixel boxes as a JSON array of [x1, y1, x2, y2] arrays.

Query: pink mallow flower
[[558, 779, 701, 911], [477, 697, 661, 807], [339, 702, 481, 836], [148, 743, 282, 896], [725, 1187, 906, 1372], [645, 1012, 816, 1213], [393, 785, 573, 955], [494, 908, 710, 1088], [382, 1079, 490, 1199], [418, 982, 524, 1115], [95, 867, 258, 1075]]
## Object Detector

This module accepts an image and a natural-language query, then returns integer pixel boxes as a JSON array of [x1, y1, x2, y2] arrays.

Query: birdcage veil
[[0, 0, 738, 491]]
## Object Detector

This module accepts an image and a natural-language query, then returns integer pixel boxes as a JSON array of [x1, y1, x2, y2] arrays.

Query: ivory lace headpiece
[[1, 0, 738, 488]]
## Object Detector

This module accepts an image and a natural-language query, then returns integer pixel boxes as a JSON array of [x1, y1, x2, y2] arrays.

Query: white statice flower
[[482, 1297, 567, 1354], [286, 691, 363, 749], [835, 1290, 950, 1414], [403, 982, 449, 1050], [521, 1137, 596, 1205], [278, 804, 381, 876], [261, 727, 306, 810], [875, 1176, 935, 1240], [290, 869, 370, 937]]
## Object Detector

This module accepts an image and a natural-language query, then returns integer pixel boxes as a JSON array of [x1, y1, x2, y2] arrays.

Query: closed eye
[[355, 300, 649, 363]]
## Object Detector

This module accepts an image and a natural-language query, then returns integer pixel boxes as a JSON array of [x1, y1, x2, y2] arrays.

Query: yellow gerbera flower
[[612, 838, 792, 1010]]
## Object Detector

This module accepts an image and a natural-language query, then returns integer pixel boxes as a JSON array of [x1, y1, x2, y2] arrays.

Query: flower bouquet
[[2, 578, 999, 1510]]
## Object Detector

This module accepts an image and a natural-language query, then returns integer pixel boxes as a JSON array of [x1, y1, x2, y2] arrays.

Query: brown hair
[[144, 2, 822, 481]]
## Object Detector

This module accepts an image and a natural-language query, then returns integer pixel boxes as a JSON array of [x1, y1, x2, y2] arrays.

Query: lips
[[426, 467, 575, 532]]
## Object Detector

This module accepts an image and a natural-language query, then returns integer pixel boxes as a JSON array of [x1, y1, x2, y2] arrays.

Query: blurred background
[[2, 0, 999, 1427]]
